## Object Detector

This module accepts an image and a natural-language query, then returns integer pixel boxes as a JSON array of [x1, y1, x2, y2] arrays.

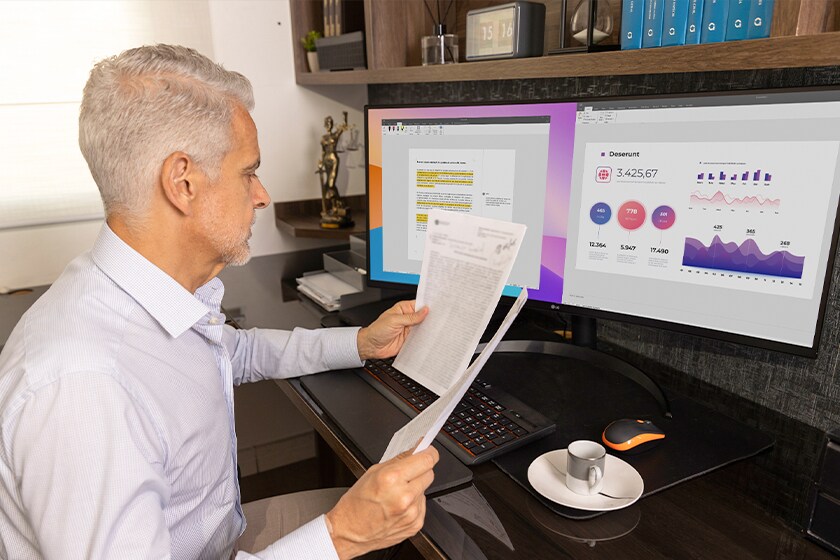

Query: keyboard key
[[451, 432, 470, 443], [491, 434, 515, 446], [473, 443, 495, 454]]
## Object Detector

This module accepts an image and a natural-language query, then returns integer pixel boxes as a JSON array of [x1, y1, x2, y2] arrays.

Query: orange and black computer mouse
[[602, 418, 665, 453]]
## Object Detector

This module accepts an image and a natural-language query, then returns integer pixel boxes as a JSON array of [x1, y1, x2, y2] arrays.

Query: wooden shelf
[[295, 32, 840, 86], [275, 196, 367, 239]]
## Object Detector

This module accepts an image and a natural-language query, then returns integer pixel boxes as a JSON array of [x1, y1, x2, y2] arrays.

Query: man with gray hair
[[0, 44, 437, 559]]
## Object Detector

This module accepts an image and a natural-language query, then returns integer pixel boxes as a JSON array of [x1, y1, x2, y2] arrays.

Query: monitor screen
[[365, 89, 840, 356]]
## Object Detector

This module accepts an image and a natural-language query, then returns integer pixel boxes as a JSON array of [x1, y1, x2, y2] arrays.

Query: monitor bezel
[[363, 86, 840, 358]]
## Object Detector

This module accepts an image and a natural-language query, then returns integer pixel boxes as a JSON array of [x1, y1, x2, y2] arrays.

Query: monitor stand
[[331, 297, 671, 418], [482, 312, 672, 418]]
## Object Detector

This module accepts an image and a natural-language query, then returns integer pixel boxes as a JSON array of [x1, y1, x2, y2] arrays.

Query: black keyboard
[[360, 358, 555, 465]]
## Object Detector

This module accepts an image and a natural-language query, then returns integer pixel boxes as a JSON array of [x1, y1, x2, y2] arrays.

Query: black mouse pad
[[298, 369, 473, 495], [481, 351, 774, 520]]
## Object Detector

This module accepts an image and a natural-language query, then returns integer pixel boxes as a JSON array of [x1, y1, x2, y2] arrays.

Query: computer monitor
[[365, 88, 840, 357]]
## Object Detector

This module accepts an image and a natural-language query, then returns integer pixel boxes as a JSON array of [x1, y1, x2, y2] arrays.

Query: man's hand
[[356, 300, 428, 361], [325, 446, 439, 559]]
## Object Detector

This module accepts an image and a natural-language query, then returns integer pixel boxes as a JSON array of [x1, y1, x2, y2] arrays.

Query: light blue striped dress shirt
[[0, 224, 363, 559]]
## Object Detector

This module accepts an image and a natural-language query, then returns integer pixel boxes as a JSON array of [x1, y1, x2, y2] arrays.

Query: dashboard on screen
[[365, 89, 840, 356]]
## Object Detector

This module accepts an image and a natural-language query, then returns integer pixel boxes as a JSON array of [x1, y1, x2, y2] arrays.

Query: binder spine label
[[726, 0, 750, 41], [747, 0, 775, 39], [642, 0, 666, 48], [662, 0, 690, 47], [621, 0, 646, 50], [685, 0, 705, 44], [700, 0, 730, 43]]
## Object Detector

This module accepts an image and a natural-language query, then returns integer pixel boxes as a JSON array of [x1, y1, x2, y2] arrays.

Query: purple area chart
[[682, 236, 805, 279]]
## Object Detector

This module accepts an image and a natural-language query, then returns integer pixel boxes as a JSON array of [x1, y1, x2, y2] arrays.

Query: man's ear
[[160, 151, 201, 216]]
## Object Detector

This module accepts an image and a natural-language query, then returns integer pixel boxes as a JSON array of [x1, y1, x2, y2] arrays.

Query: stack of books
[[322, 0, 364, 37], [620, 0, 774, 50]]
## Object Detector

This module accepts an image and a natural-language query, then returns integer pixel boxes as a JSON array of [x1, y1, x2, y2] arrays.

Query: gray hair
[[78, 44, 254, 223]]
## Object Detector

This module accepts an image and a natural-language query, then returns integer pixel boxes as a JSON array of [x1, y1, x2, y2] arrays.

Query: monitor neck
[[571, 315, 597, 348]]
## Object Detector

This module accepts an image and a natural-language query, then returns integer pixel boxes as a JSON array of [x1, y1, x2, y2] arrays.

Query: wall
[[369, 67, 840, 527], [0, 0, 217, 291], [0, 0, 367, 290]]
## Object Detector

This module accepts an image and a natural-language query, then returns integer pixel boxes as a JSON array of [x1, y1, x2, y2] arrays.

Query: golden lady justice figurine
[[317, 112, 354, 229]]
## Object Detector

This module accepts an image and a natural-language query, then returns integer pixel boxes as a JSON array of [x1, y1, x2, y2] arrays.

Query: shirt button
[[209, 316, 220, 325]]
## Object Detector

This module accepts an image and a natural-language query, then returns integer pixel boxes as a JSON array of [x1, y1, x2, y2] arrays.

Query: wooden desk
[[277, 374, 835, 560]]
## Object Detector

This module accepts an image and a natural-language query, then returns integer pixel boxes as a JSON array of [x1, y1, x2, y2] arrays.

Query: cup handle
[[588, 465, 603, 488]]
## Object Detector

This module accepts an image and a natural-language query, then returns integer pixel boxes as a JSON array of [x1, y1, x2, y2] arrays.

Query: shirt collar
[[91, 223, 220, 338]]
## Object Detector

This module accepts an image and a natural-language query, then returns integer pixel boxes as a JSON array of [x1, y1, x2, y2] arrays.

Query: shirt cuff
[[253, 515, 339, 560], [320, 326, 365, 370]]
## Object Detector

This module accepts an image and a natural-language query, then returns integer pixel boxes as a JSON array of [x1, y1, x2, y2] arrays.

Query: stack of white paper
[[380, 209, 528, 462], [296, 271, 360, 312], [381, 289, 527, 462]]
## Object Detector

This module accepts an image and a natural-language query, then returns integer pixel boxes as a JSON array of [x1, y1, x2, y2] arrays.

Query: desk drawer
[[808, 492, 840, 555]]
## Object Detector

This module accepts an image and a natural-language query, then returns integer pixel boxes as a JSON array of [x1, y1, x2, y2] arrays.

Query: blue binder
[[621, 0, 646, 49], [726, 0, 751, 40], [700, 0, 729, 43], [642, 0, 666, 48], [685, 0, 705, 44], [662, 0, 690, 46], [747, 0, 775, 38]]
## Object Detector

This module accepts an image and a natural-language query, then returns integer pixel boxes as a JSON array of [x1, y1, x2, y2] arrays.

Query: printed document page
[[381, 289, 527, 462], [407, 148, 516, 260], [392, 209, 527, 396]]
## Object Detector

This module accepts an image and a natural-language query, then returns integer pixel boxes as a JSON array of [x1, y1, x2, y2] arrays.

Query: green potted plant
[[301, 30, 321, 72]]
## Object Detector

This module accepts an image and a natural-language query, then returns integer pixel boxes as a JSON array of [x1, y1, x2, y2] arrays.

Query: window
[[0, 0, 213, 229]]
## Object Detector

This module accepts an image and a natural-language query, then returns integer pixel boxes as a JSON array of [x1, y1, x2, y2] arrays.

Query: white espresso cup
[[566, 440, 606, 495]]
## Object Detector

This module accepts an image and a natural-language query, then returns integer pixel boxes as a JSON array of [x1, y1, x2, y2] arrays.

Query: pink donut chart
[[617, 201, 646, 231]]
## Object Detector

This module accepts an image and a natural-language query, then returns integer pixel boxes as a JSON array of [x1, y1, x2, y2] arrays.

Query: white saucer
[[527, 449, 644, 512]]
